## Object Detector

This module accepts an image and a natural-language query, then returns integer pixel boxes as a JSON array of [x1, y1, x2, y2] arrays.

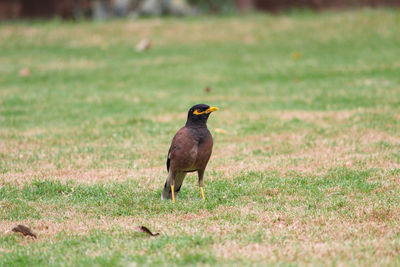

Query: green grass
[[1, 9, 400, 266]]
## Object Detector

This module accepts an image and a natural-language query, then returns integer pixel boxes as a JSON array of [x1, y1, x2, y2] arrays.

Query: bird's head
[[186, 104, 218, 127]]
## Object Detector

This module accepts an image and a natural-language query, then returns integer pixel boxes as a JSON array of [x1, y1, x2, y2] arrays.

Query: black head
[[186, 104, 218, 127]]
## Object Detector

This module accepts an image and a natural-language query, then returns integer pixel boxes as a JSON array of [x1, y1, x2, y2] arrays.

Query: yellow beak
[[205, 106, 219, 114]]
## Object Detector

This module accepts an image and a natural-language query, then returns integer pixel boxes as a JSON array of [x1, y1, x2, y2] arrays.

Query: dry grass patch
[[5, 10, 394, 49], [214, 207, 400, 263], [0, 206, 228, 242], [210, 123, 400, 177], [37, 59, 103, 71], [273, 110, 358, 124], [0, 18, 261, 48], [0, 167, 166, 187], [2, 122, 398, 185], [215, 238, 400, 264]]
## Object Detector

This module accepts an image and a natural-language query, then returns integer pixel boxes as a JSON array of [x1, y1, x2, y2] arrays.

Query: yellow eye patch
[[193, 109, 206, 115]]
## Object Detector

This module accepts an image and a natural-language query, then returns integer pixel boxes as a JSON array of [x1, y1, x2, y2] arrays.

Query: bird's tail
[[161, 172, 186, 200]]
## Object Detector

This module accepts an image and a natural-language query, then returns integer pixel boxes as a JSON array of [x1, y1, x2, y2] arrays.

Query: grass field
[[1, 8, 400, 266]]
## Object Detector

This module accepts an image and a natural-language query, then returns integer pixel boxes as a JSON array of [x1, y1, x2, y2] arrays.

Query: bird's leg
[[198, 170, 205, 201], [171, 185, 175, 202], [170, 177, 175, 203], [200, 187, 205, 201]]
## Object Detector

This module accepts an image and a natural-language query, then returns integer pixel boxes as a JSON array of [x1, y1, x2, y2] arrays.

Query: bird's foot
[[200, 187, 205, 201]]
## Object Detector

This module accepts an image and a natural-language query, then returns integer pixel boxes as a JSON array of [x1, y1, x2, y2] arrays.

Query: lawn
[[1, 8, 400, 266]]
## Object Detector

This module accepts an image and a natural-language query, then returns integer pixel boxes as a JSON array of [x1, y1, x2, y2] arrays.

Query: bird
[[161, 104, 218, 202]]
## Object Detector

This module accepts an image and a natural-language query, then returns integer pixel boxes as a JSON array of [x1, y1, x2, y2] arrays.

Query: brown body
[[161, 104, 217, 201], [169, 127, 213, 172]]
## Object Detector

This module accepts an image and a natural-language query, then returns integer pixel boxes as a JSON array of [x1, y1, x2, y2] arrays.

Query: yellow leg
[[171, 185, 175, 202], [200, 187, 205, 201]]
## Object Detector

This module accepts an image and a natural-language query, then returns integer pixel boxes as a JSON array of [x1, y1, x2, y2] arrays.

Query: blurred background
[[1, 0, 400, 20], [1, 0, 400, 265]]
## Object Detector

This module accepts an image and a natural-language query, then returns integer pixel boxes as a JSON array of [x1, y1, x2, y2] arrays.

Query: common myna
[[161, 104, 218, 202]]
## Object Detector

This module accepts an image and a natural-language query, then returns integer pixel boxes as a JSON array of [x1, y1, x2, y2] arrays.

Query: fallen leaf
[[136, 39, 152, 52], [291, 52, 302, 60], [19, 68, 30, 77], [12, 225, 37, 239], [137, 226, 159, 236]]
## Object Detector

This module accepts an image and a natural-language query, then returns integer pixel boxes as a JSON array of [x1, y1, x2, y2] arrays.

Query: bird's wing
[[166, 136, 179, 172], [166, 142, 181, 172], [166, 127, 198, 171], [166, 147, 171, 172]]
